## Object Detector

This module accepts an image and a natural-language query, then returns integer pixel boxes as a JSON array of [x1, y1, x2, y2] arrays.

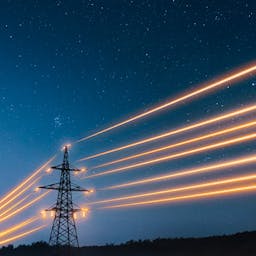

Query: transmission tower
[[40, 145, 89, 248]]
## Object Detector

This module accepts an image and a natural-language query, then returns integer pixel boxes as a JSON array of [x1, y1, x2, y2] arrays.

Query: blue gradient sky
[[0, 0, 256, 246]]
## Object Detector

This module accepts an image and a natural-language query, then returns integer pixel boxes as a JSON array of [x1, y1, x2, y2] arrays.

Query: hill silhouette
[[1, 231, 256, 256]]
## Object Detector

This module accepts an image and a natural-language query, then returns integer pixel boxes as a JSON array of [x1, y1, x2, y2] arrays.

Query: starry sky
[[0, 0, 256, 246]]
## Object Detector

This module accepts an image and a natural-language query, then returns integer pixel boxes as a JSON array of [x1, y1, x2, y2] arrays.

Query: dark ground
[[1, 231, 256, 256]]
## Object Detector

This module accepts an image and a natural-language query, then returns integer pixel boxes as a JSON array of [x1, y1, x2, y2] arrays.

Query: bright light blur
[[81, 208, 89, 218], [40, 210, 55, 219], [62, 143, 72, 151], [34, 187, 40, 193], [41, 210, 47, 219], [81, 167, 87, 173], [84, 189, 95, 195], [45, 168, 52, 174]]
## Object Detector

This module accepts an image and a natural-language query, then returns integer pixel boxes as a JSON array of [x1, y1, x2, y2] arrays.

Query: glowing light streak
[[103, 185, 256, 209], [92, 174, 256, 205], [0, 176, 41, 212], [93, 120, 256, 169], [76, 64, 256, 142], [105, 155, 256, 190], [79, 104, 256, 161], [0, 191, 50, 222], [0, 156, 55, 205], [0, 217, 38, 238], [86, 133, 256, 178], [0, 225, 46, 245], [0, 194, 32, 218]]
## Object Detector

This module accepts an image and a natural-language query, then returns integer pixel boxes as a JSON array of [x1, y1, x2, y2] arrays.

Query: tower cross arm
[[39, 183, 60, 190], [45, 207, 82, 213], [51, 165, 83, 172], [71, 183, 89, 192]]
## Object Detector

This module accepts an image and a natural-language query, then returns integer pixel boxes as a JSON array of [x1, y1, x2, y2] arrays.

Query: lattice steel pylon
[[40, 145, 89, 248]]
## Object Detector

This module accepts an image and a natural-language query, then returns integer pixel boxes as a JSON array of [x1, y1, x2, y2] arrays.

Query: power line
[[103, 154, 256, 190], [92, 120, 256, 169], [102, 184, 256, 209], [78, 104, 256, 162], [76, 64, 256, 143], [90, 174, 256, 205], [85, 133, 256, 179]]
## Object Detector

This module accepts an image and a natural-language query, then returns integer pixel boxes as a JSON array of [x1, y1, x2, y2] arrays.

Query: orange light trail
[[0, 191, 50, 222], [102, 184, 256, 209], [0, 217, 38, 238], [0, 156, 55, 206], [86, 133, 256, 178], [76, 64, 256, 143], [93, 120, 256, 169], [0, 193, 32, 218], [0, 225, 46, 245], [92, 174, 256, 205], [78, 104, 256, 161], [105, 155, 256, 190], [0, 176, 41, 212]]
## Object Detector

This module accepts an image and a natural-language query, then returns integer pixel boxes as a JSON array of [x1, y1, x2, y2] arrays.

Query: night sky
[[0, 0, 256, 246]]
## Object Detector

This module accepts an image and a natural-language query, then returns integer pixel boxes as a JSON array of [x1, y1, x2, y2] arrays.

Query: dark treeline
[[1, 231, 256, 256]]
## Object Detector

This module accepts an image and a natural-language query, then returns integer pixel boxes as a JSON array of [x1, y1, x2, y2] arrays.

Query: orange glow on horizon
[[76, 63, 256, 143], [86, 133, 256, 179]]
